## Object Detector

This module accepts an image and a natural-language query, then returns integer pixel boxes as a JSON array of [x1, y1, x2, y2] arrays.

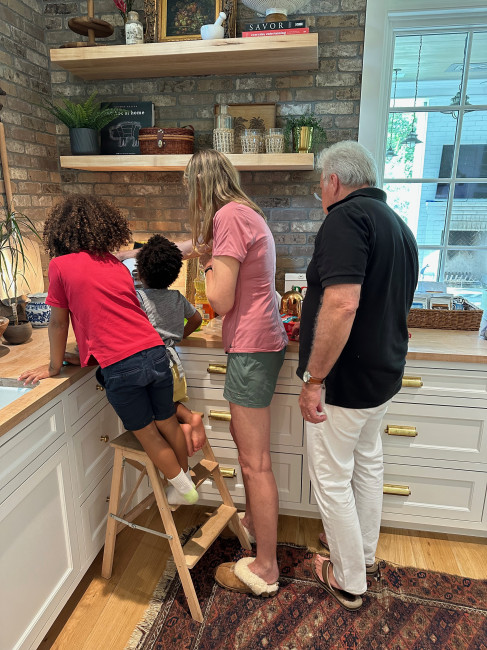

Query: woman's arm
[[204, 255, 240, 316]]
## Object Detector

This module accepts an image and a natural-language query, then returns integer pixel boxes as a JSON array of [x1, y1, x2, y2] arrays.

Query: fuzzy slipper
[[215, 559, 279, 597], [311, 559, 363, 611], [319, 533, 380, 578], [229, 512, 256, 544]]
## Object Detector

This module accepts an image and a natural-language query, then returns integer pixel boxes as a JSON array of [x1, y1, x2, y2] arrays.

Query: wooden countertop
[[2, 326, 485, 439], [179, 327, 487, 364], [0, 328, 91, 438]]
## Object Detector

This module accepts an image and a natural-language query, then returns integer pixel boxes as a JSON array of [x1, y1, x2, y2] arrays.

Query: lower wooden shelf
[[60, 153, 314, 172]]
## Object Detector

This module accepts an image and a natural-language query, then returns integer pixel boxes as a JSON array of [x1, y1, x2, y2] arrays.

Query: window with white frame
[[359, 2, 487, 309]]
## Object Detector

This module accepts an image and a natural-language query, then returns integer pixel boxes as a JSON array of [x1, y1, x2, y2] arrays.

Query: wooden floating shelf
[[50, 34, 318, 80], [60, 153, 315, 172]]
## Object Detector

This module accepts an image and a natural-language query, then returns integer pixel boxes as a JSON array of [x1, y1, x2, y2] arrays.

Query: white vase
[[25, 293, 51, 328]]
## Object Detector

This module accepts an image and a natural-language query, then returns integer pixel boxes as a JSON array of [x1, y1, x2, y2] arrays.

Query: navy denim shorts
[[96, 345, 175, 431]]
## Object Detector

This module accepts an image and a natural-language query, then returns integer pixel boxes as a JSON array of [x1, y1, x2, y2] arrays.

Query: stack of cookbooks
[[241, 19, 308, 37]]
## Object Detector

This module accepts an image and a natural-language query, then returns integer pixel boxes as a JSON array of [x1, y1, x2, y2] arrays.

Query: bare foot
[[247, 558, 279, 586], [190, 412, 207, 453], [319, 532, 329, 548], [314, 554, 342, 590], [180, 423, 194, 457]]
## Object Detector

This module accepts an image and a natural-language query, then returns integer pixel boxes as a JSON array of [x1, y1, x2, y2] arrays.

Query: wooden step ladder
[[101, 430, 251, 622]]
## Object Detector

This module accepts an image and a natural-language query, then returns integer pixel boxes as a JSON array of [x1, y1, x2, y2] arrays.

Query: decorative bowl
[[0, 317, 9, 339], [25, 293, 51, 328]]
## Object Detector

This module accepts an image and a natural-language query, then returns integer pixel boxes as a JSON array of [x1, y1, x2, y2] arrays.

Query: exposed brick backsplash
[[1, 0, 366, 291]]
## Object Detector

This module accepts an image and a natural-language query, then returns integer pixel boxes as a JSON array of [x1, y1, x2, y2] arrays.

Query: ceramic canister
[[25, 293, 51, 327]]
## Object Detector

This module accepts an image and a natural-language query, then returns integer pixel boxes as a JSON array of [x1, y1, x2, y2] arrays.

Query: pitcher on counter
[[184, 149, 288, 597], [19, 195, 199, 507], [295, 141, 419, 610]]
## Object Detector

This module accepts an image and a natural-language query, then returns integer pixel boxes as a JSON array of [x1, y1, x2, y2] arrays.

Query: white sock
[[166, 468, 198, 505]]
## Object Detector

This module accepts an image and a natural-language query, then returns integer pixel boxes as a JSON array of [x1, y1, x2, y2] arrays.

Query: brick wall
[[0, 0, 62, 279], [5, 0, 367, 290]]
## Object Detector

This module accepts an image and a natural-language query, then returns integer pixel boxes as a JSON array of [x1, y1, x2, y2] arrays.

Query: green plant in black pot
[[284, 111, 327, 153], [45, 92, 127, 155]]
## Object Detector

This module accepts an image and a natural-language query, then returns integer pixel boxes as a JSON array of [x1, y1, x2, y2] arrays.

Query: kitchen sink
[[0, 378, 37, 410]]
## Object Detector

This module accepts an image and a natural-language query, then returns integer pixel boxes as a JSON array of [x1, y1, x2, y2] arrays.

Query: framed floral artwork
[[144, 0, 236, 43]]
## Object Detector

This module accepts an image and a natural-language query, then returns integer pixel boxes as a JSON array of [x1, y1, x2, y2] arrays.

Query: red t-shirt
[[46, 251, 163, 368]]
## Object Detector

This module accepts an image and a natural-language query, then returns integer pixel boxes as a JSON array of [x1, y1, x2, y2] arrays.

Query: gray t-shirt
[[136, 288, 197, 348]]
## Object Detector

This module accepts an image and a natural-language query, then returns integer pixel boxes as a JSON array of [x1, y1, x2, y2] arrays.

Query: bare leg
[[229, 402, 279, 585], [180, 422, 194, 457], [153, 413, 189, 472], [132, 417, 185, 480], [176, 403, 207, 454]]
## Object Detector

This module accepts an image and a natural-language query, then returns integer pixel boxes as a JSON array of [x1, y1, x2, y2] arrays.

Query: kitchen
[[1, 0, 487, 648]]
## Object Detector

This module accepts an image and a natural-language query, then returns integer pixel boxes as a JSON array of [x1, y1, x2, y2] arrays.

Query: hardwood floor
[[39, 505, 487, 650]]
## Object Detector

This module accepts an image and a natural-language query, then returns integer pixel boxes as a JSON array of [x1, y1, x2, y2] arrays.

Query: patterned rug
[[125, 533, 487, 649]]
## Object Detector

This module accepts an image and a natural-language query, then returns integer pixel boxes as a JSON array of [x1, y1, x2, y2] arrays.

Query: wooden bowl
[[0, 316, 9, 339]]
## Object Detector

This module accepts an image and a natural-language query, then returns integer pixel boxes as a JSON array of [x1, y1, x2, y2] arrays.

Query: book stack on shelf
[[242, 19, 308, 37], [100, 101, 154, 155]]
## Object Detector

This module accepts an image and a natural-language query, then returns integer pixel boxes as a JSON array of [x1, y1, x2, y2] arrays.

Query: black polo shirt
[[297, 187, 419, 408]]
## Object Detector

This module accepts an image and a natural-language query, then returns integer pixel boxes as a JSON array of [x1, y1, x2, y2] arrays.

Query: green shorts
[[223, 348, 286, 409]]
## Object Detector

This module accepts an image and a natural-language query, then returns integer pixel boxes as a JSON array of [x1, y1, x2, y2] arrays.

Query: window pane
[[385, 111, 457, 180], [418, 249, 441, 282], [457, 111, 487, 179], [384, 183, 449, 246], [391, 33, 468, 108], [448, 183, 487, 242], [444, 249, 487, 308], [466, 32, 487, 104]]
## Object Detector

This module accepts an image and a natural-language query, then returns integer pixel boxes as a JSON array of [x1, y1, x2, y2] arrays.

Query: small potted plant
[[284, 110, 327, 153], [0, 209, 42, 344], [45, 92, 127, 155]]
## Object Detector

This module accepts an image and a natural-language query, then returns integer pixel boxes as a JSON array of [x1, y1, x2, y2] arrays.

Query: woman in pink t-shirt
[[184, 149, 288, 597]]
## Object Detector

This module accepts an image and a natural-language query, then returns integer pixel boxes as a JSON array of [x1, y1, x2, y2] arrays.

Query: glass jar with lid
[[265, 127, 284, 153], [213, 105, 234, 153]]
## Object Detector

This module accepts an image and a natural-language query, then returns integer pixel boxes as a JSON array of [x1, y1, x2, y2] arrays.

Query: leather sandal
[[215, 558, 279, 597], [311, 558, 363, 611], [319, 533, 380, 578]]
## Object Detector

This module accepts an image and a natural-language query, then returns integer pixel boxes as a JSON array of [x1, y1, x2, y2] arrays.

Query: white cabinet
[[179, 345, 487, 536]]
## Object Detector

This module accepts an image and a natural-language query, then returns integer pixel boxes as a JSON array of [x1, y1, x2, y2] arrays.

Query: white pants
[[306, 393, 391, 594]]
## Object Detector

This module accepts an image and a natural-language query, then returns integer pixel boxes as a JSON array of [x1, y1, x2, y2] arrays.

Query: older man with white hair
[[296, 141, 418, 610]]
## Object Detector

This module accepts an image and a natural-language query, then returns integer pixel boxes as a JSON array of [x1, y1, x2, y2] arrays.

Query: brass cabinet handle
[[106, 496, 110, 502], [220, 466, 236, 478], [96, 384, 105, 391], [383, 483, 411, 496], [402, 375, 423, 388], [385, 425, 418, 437], [100, 435, 110, 443], [209, 410, 232, 422], [207, 364, 227, 375]]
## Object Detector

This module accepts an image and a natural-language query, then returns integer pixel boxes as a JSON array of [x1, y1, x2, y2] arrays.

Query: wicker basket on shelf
[[407, 308, 483, 331], [138, 126, 194, 155]]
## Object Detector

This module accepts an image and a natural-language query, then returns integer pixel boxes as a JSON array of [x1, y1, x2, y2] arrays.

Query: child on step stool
[[134, 234, 207, 504], [19, 195, 198, 506]]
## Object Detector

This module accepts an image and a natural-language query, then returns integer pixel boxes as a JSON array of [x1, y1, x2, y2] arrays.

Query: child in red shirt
[[19, 195, 198, 505]]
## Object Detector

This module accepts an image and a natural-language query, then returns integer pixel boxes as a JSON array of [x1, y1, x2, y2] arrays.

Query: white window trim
[[358, 0, 487, 185]]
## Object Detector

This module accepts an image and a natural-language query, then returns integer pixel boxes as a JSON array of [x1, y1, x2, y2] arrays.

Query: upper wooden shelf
[[60, 153, 314, 172], [50, 34, 318, 80]]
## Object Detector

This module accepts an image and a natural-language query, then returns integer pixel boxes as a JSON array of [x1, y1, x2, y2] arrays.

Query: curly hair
[[43, 195, 132, 257], [136, 234, 183, 290]]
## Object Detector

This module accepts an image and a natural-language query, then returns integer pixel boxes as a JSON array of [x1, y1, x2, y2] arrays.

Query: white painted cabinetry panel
[[66, 372, 106, 426], [402, 363, 487, 400]]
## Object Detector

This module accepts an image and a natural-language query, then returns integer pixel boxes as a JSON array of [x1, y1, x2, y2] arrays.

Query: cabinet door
[[401, 364, 487, 401], [66, 371, 106, 427], [186, 385, 304, 448], [0, 445, 80, 650], [72, 402, 121, 501]]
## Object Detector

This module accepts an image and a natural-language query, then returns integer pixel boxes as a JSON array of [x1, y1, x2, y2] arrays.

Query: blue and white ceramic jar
[[26, 293, 51, 327]]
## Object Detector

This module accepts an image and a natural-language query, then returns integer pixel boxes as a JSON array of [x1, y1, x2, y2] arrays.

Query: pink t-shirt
[[212, 202, 288, 353], [46, 251, 163, 368]]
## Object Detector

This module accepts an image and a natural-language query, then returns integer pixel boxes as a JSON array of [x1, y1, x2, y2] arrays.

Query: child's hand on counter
[[18, 364, 61, 385]]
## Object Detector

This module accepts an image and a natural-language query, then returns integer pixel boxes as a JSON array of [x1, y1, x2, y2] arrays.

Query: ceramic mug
[[25, 293, 51, 328]]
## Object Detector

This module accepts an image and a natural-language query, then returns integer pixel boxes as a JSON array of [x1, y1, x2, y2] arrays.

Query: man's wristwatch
[[302, 370, 324, 385]]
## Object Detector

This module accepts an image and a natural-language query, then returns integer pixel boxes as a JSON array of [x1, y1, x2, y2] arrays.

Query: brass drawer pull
[[100, 435, 110, 443], [209, 410, 232, 422], [96, 384, 105, 391], [402, 376, 423, 388], [106, 496, 110, 502], [220, 466, 236, 478], [207, 364, 227, 375], [383, 483, 411, 497], [385, 425, 418, 437]]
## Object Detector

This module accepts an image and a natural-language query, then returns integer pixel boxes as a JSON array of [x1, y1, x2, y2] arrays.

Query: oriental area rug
[[125, 533, 487, 650]]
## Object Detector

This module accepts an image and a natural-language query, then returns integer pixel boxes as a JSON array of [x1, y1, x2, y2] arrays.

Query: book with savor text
[[100, 101, 154, 155], [242, 28, 309, 37], [243, 19, 306, 31]]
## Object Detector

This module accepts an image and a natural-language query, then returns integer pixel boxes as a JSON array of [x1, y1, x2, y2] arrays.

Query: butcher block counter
[[1, 326, 486, 438]]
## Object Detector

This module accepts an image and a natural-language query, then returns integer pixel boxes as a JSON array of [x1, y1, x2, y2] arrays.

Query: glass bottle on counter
[[125, 11, 144, 45], [194, 272, 215, 327]]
